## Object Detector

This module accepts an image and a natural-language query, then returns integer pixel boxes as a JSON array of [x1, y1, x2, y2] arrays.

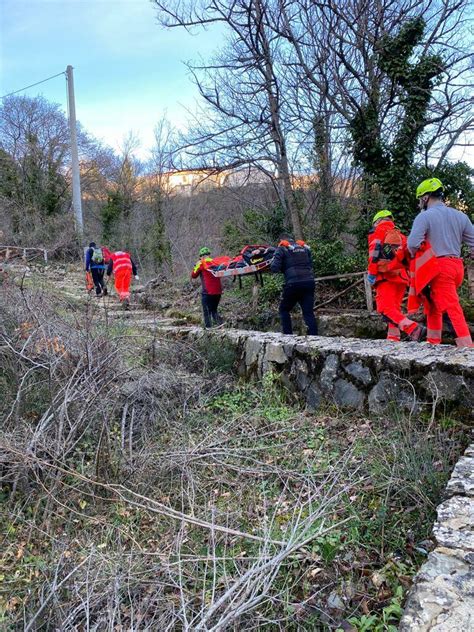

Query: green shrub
[[222, 205, 288, 253], [259, 274, 284, 304], [309, 239, 365, 277]]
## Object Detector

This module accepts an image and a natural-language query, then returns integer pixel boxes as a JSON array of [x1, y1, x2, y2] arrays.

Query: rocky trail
[[13, 261, 185, 329]]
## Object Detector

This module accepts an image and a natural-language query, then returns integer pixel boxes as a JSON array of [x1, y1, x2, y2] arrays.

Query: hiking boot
[[122, 298, 130, 311], [103, 287, 108, 296], [409, 324, 426, 342]]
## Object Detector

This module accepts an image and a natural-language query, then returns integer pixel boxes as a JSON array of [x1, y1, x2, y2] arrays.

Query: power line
[[1, 71, 66, 100]]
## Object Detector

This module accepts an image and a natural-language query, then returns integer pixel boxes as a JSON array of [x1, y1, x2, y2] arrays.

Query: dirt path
[[7, 261, 184, 331]]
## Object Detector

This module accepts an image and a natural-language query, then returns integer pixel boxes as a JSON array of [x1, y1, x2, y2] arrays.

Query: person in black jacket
[[270, 234, 318, 335], [85, 242, 107, 297]]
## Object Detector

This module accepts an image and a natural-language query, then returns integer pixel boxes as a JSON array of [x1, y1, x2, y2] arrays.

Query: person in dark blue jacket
[[85, 242, 107, 296], [270, 234, 318, 335]]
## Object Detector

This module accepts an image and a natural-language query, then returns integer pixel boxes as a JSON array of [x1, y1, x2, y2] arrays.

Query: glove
[[367, 274, 377, 285], [134, 275, 139, 281]]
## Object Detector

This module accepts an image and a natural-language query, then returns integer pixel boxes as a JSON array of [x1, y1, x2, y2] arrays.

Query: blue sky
[[0, 0, 221, 158], [1, 1, 472, 166]]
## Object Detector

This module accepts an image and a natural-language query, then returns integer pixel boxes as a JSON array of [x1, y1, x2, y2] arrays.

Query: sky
[[0, 0, 221, 159], [1, 0, 472, 167]]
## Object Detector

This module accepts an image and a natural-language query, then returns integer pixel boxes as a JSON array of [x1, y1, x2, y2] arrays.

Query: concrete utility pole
[[66, 65, 83, 236]]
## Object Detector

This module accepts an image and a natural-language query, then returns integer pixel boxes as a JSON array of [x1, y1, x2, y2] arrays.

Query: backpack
[[380, 228, 403, 257], [377, 228, 405, 272], [91, 247, 104, 264]]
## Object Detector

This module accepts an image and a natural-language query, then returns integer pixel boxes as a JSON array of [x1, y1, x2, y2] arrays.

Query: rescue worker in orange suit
[[106, 250, 138, 308], [270, 234, 318, 335], [367, 210, 425, 342], [408, 178, 474, 347], [191, 247, 223, 328]]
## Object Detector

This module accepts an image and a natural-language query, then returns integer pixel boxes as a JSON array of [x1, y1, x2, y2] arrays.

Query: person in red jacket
[[191, 247, 223, 328], [367, 210, 425, 342], [106, 250, 138, 308]]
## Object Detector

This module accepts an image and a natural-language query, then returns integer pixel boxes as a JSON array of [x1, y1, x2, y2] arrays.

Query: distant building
[[291, 174, 359, 198], [150, 167, 273, 195], [161, 169, 228, 195], [221, 167, 274, 188], [130, 168, 359, 199]]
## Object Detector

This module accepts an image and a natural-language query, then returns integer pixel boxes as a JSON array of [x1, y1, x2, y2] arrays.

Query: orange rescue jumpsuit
[[108, 251, 136, 301], [368, 220, 418, 341]]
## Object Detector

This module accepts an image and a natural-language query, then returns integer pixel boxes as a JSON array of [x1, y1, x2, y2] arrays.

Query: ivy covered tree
[[142, 182, 171, 272], [101, 190, 124, 243], [350, 17, 445, 228], [0, 149, 20, 199]]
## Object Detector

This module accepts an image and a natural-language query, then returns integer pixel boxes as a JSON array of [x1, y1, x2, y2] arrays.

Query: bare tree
[[152, 0, 304, 238], [277, 0, 473, 220], [0, 95, 71, 218], [0, 94, 121, 247], [152, 1, 472, 239]]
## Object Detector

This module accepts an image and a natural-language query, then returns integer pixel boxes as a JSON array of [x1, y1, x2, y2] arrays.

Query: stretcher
[[206, 245, 275, 281], [208, 258, 273, 278]]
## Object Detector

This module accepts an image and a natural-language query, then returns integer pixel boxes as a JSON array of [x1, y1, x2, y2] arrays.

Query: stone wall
[[317, 311, 388, 339], [167, 328, 474, 417], [399, 444, 474, 631], [316, 311, 473, 342]]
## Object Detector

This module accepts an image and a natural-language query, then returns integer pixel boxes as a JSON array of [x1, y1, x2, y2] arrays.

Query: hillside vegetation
[[0, 266, 469, 630]]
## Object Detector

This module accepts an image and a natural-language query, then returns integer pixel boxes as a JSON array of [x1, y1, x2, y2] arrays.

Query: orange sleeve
[[367, 231, 381, 275]]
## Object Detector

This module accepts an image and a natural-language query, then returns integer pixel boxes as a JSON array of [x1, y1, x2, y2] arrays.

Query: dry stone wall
[[168, 328, 474, 418], [400, 445, 474, 631]]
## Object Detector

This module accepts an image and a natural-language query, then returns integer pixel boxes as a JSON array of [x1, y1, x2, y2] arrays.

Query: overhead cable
[[1, 71, 66, 99]]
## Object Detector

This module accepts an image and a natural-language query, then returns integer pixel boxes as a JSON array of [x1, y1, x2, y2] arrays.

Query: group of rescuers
[[84, 178, 473, 347], [192, 178, 474, 348], [85, 244, 138, 308]]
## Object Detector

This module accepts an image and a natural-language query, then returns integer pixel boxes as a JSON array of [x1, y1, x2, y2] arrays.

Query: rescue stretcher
[[206, 245, 275, 285], [208, 258, 273, 278]]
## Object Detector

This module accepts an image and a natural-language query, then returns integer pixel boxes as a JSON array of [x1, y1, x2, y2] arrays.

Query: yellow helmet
[[372, 209, 393, 224], [416, 177, 443, 199]]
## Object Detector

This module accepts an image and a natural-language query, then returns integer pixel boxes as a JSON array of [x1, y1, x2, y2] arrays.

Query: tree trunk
[[254, 0, 302, 240]]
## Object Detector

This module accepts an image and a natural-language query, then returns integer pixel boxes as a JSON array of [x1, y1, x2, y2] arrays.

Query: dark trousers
[[279, 282, 318, 335], [202, 293, 222, 328], [91, 268, 105, 295]]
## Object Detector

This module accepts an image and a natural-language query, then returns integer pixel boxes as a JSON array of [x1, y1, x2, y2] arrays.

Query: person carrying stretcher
[[270, 233, 318, 336], [191, 246, 223, 328]]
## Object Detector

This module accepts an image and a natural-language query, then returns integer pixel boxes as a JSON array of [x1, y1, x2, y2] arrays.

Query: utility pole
[[66, 65, 83, 236]]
